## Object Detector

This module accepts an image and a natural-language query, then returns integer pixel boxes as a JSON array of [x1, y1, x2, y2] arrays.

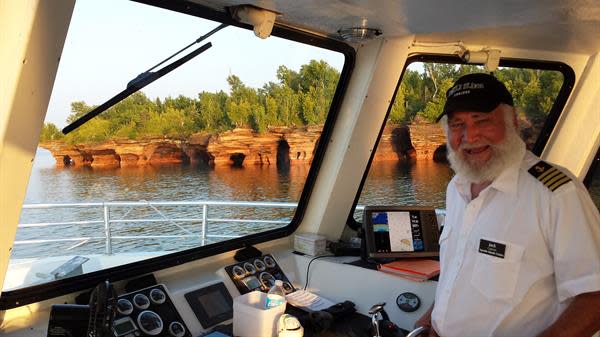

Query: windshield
[[353, 59, 571, 221], [5, 0, 346, 293]]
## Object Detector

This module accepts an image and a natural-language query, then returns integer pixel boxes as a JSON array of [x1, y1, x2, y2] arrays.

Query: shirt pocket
[[470, 241, 525, 301]]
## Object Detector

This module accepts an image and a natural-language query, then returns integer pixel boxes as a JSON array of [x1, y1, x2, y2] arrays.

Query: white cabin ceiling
[[188, 0, 600, 53]]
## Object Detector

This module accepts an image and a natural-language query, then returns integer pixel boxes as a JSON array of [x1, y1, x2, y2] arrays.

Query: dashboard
[[42, 250, 435, 337], [113, 284, 190, 337], [222, 254, 295, 296]]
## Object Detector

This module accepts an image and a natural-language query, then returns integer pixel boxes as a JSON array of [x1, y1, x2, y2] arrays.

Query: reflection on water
[[16, 148, 453, 258], [359, 159, 454, 208]]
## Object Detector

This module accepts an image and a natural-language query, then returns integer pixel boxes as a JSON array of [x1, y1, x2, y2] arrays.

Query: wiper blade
[[62, 23, 228, 135]]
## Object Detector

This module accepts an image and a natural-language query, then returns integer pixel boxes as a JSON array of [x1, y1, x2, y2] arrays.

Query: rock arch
[[433, 144, 448, 163], [277, 140, 290, 170], [230, 153, 245, 167], [63, 155, 73, 167]]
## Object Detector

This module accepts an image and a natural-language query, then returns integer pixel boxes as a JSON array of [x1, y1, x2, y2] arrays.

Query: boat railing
[[17, 200, 309, 255], [16, 201, 438, 257]]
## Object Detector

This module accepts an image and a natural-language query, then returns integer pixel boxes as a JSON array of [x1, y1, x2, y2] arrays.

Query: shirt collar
[[454, 144, 526, 198]]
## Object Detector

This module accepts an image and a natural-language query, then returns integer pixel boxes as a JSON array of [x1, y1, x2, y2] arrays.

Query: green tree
[[39, 123, 64, 142], [59, 59, 344, 141], [388, 84, 407, 125], [197, 91, 229, 131], [67, 101, 94, 123], [225, 75, 261, 128], [65, 118, 112, 144]]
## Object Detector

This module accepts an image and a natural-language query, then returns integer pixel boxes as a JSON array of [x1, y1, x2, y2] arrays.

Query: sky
[[45, 0, 345, 128]]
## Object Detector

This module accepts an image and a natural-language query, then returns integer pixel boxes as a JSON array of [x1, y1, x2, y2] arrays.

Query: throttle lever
[[369, 302, 387, 337]]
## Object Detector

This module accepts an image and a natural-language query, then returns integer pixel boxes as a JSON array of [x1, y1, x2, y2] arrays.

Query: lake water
[[15, 148, 453, 259]]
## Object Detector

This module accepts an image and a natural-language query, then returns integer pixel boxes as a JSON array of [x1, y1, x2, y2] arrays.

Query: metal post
[[103, 204, 112, 254], [201, 204, 207, 246]]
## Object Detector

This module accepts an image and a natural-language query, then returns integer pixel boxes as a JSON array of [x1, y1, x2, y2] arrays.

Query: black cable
[[303, 255, 335, 290]]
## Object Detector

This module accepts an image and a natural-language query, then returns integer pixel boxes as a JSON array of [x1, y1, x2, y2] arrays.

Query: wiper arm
[[62, 23, 228, 134]]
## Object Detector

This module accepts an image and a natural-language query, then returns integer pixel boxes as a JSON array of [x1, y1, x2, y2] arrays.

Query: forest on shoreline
[[40, 60, 564, 144]]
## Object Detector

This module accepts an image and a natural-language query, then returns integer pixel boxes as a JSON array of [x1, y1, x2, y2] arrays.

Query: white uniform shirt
[[431, 149, 600, 337]]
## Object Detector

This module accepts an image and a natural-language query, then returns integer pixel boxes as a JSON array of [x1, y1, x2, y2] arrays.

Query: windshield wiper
[[62, 23, 228, 134]]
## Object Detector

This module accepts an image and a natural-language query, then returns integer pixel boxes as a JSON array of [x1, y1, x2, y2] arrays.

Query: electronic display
[[112, 317, 136, 336], [185, 282, 233, 328], [364, 206, 440, 258], [371, 210, 424, 252], [241, 276, 262, 291], [197, 291, 231, 318]]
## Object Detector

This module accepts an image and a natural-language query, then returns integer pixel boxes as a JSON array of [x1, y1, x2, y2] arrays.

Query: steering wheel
[[87, 280, 117, 337]]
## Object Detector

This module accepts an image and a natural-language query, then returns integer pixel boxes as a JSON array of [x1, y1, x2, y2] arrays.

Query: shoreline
[[40, 124, 448, 169]]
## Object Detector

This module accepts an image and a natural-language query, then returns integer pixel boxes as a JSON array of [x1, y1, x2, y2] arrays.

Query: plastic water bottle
[[265, 280, 286, 309]]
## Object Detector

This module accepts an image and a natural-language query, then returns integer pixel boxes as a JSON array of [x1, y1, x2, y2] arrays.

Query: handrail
[[16, 201, 443, 256], [17, 200, 298, 255]]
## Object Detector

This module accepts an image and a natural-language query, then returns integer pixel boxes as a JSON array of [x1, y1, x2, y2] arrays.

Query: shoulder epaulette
[[528, 160, 571, 192]]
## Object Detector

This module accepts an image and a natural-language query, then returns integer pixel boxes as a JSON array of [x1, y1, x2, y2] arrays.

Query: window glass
[[355, 61, 566, 220], [588, 157, 600, 210], [6, 0, 344, 291]]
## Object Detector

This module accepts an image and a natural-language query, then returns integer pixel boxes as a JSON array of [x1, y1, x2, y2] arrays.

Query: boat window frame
[[583, 147, 600, 188], [345, 54, 576, 230], [0, 0, 355, 310]]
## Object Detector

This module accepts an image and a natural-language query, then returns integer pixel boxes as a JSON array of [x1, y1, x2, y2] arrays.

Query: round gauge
[[263, 256, 276, 268], [282, 281, 294, 294], [232, 265, 246, 279], [259, 272, 276, 288], [149, 288, 166, 305], [116, 298, 133, 315], [133, 293, 150, 310], [253, 259, 266, 272], [137, 310, 163, 336], [243, 262, 256, 275], [396, 292, 421, 312], [169, 321, 186, 337]]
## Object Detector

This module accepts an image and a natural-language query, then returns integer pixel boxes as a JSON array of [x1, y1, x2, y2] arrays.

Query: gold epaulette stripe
[[548, 175, 571, 191], [543, 171, 566, 186], [528, 160, 571, 192], [540, 168, 562, 184]]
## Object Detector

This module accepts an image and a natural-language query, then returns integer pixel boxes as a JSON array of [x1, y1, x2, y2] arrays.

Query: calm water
[[15, 148, 453, 259]]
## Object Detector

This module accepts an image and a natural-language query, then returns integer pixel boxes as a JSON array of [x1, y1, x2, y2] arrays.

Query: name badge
[[478, 239, 506, 259]]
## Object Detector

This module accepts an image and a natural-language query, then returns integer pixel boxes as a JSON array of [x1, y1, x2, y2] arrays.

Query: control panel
[[224, 254, 295, 295], [113, 284, 191, 337]]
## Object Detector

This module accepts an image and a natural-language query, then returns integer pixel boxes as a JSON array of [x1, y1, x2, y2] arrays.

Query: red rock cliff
[[41, 123, 447, 168]]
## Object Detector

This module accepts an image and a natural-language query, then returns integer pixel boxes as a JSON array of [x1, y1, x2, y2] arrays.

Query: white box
[[294, 233, 326, 256], [233, 291, 286, 337]]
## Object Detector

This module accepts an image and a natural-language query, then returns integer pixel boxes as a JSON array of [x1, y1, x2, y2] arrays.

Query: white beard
[[447, 123, 525, 184]]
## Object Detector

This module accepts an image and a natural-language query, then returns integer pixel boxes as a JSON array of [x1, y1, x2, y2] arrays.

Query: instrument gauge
[[169, 321, 186, 337], [232, 265, 246, 279], [259, 272, 276, 288], [253, 259, 266, 272], [137, 310, 163, 336], [263, 256, 276, 268], [243, 262, 256, 275], [133, 293, 150, 310], [282, 281, 294, 294], [150, 288, 166, 305], [116, 298, 133, 315]]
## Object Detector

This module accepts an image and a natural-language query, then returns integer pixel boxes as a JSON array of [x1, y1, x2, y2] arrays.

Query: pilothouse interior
[[1, 0, 599, 336]]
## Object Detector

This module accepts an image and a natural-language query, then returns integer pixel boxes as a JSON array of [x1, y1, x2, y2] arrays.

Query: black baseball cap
[[436, 73, 514, 122]]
